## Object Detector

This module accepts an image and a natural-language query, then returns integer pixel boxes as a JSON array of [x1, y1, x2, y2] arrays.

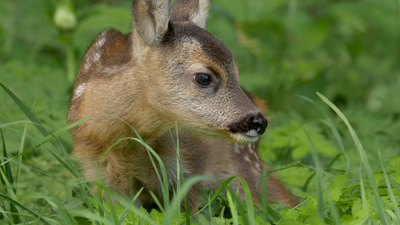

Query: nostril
[[228, 113, 268, 136], [251, 115, 268, 135]]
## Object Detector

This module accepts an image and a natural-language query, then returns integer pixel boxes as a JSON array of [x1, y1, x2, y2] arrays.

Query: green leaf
[[150, 209, 165, 224], [352, 199, 364, 220], [327, 174, 348, 202]]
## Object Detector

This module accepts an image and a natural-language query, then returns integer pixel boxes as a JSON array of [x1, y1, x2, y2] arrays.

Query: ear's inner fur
[[131, 0, 170, 46]]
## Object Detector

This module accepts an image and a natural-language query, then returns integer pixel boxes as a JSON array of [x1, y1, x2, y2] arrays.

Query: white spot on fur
[[94, 52, 101, 61], [83, 59, 91, 71], [96, 33, 107, 47], [102, 65, 126, 74], [254, 153, 259, 161], [74, 83, 86, 99], [255, 163, 262, 172], [82, 32, 107, 71], [248, 143, 259, 160], [247, 143, 254, 152], [234, 143, 240, 154]]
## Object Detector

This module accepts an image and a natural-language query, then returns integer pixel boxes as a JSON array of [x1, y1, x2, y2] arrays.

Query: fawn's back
[[68, 0, 298, 209]]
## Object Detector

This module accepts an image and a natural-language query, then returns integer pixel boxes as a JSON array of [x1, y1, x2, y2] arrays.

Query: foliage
[[1, 0, 400, 224]]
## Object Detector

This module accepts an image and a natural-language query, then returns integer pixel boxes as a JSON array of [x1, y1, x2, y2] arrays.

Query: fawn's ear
[[170, 0, 211, 29], [132, 0, 170, 46]]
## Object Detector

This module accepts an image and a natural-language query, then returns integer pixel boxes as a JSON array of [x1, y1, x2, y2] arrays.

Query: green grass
[[1, 0, 400, 224], [0, 83, 272, 224], [1, 83, 400, 224]]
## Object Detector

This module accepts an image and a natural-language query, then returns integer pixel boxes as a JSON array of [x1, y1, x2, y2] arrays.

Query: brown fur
[[69, 0, 298, 211]]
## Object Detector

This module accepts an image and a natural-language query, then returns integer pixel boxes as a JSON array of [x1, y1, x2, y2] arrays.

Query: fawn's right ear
[[171, 0, 210, 29], [131, 0, 170, 46]]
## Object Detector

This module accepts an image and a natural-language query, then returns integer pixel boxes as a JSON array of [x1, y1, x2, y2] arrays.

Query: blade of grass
[[224, 178, 257, 225], [329, 199, 341, 225], [302, 127, 324, 220], [2, 82, 115, 222], [325, 153, 344, 172], [0, 129, 15, 192], [302, 173, 316, 192], [17, 194, 75, 225], [278, 194, 313, 223], [142, 139, 170, 211], [258, 169, 268, 220], [0, 170, 20, 224], [104, 189, 119, 225], [1, 83, 96, 202], [0, 204, 11, 224], [15, 121, 28, 192], [68, 209, 114, 225], [0, 83, 58, 149], [226, 189, 238, 225], [86, 134, 158, 224], [264, 205, 282, 222], [90, 179, 119, 223], [108, 190, 156, 224], [163, 175, 209, 225], [169, 124, 191, 224], [34, 203, 50, 225], [193, 176, 236, 216], [318, 92, 389, 224], [0, 193, 51, 224], [0, 116, 93, 167], [359, 166, 370, 222], [149, 191, 164, 211], [379, 150, 400, 222], [238, 177, 255, 225], [0, 119, 101, 218], [387, 210, 400, 224], [0, 129, 20, 224], [297, 94, 350, 176], [0, 120, 33, 128], [117, 187, 144, 224], [0, 155, 76, 195], [107, 134, 170, 212], [256, 170, 282, 222]]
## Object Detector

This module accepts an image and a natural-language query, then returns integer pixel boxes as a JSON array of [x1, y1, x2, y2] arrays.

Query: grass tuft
[[318, 92, 390, 224]]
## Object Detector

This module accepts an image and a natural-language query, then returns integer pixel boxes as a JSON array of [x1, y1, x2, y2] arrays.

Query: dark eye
[[194, 73, 212, 87]]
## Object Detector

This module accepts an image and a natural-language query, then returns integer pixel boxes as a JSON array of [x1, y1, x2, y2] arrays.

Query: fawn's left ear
[[170, 0, 211, 29]]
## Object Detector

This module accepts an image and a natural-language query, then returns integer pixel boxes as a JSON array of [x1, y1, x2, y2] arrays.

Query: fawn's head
[[128, 0, 268, 143]]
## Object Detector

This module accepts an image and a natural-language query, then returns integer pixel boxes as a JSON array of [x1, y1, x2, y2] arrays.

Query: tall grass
[[1, 82, 399, 224], [0, 82, 273, 224], [317, 92, 392, 224]]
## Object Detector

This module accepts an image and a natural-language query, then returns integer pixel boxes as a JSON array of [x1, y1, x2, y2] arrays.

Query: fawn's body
[[69, 0, 298, 210]]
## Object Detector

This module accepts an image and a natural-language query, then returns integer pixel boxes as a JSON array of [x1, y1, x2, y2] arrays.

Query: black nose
[[228, 113, 268, 135], [251, 114, 268, 135]]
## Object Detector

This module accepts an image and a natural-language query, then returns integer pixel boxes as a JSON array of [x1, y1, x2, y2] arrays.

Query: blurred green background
[[1, 0, 399, 182]]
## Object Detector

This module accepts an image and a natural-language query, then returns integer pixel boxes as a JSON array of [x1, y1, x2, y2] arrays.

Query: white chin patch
[[230, 133, 259, 143]]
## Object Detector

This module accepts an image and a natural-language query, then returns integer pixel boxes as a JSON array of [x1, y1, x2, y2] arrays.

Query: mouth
[[229, 132, 259, 144]]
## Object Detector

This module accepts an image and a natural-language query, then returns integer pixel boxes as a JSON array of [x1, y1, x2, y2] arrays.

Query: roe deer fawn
[[68, 0, 298, 210]]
